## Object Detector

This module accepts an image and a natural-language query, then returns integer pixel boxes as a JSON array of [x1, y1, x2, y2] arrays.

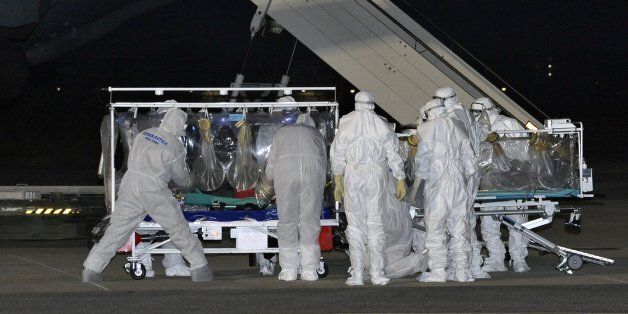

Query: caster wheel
[[129, 263, 146, 280], [317, 263, 330, 278], [567, 254, 583, 271], [123, 262, 132, 274]]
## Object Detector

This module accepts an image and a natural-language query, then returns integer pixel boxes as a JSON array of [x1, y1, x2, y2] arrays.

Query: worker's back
[[265, 114, 326, 181], [415, 116, 471, 181], [334, 109, 394, 165], [125, 108, 190, 190]]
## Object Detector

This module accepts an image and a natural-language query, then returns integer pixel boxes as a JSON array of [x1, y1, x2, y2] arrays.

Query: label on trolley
[[202, 226, 222, 240]]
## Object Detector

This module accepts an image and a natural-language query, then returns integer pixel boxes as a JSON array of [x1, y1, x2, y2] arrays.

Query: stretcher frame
[[470, 122, 612, 273], [107, 87, 340, 278], [405, 121, 613, 273]]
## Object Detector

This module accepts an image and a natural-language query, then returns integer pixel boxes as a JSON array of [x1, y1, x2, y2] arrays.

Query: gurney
[[123, 201, 337, 279], [471, 120, 613, 274], [402, 119, 613, 274], [103, 87, 340, 280]]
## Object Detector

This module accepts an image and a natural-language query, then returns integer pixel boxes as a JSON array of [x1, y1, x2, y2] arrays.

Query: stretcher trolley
[[104, 87, 340, 280], [473, 119, 614, 274]]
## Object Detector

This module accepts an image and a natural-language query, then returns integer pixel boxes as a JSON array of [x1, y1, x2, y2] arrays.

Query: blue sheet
[[145, 207, 334, 222]]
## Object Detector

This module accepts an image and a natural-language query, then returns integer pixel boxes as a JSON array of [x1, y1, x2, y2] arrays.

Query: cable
[[284, 39, 298, 76], [239, 37, 255, 74]]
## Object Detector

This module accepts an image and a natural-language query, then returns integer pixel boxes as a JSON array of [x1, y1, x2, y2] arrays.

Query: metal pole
[[502, 216, 564, 256], [474, 209, 545, 216], [110, 101, 336, 109], [109, 105, 116, 213], [578, 125, 584, 197]]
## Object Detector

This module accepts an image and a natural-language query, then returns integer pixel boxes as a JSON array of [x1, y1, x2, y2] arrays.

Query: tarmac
[[0, 198, 626, 312]]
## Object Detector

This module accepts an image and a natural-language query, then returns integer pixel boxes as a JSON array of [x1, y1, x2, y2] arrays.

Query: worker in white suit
[[471, 97, 531, 273], [435, 87, 490, 280], [414, 99, 474, 282], [330, 91, 406, 286], [83, 108, 211, 282]]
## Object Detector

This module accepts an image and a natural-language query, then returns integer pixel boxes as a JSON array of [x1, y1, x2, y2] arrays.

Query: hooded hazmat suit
[[415, 99, 474, 282], [480, 107, 531, 273], [437, 87, 490, 280], [265, 113, 327, 281], [330, 91, 406, 285], [83, 108, 210, 282]]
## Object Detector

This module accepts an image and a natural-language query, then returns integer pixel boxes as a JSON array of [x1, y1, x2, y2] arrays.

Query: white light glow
[[525, 121, 539, 130]]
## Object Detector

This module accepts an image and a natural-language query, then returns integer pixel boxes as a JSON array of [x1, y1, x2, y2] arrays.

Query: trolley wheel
[[317, 263, 330, 278], [123, 262, 131, 274], [129, 263, 146, 280], [567, 254, 583, 271]]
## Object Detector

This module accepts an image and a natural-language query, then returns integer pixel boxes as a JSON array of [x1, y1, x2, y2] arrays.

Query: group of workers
[[409, 87, 528, 283], [82, 86, 529, 285]]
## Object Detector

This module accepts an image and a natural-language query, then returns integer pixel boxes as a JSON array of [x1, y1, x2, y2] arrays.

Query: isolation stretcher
[[105, 87, 340, 280]]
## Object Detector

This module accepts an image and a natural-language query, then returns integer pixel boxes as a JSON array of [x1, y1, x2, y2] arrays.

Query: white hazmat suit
[[477, 100, 531, 273], [83, 108, 211, 282], [330, 91, 406, 286], [266, 113, 327, 281], [436, 87, 490, 280], [415, 99, 474, 282]]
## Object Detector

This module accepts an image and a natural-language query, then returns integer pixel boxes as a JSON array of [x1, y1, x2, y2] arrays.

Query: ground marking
[[8, 254, 110, 292], [593, 275, 628, 284]]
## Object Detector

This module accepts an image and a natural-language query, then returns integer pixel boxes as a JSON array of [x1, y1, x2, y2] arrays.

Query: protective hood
[[160, 107, 188, 137], [296, 113, 316, 127], [419, 99, 445, 122], [443, 96, 459, 108], [277, 95, 297, 111], [434, 86, 459, 108], [427, 107, 448, 120], [355, 90, 375, 111]]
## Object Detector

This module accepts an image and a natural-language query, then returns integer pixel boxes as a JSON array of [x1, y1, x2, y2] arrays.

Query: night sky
[[0, 0, 626, 186]]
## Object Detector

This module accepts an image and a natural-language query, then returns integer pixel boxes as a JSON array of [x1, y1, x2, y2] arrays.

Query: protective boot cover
[[191, 265, 213, 282]]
